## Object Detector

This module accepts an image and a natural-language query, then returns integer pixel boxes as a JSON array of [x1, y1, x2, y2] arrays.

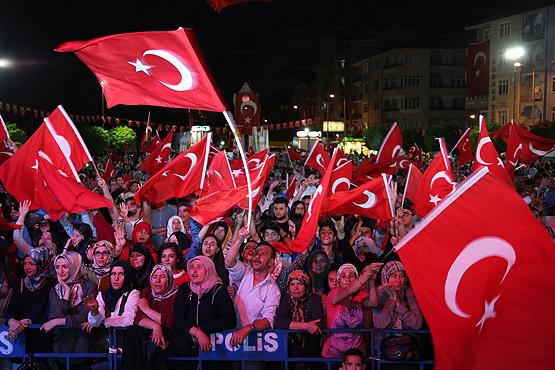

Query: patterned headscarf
[[54, 251, 86, 307], [24, 247, 53, 292], [187, 256, 222, 297], [381, 261, 406, 285], [286, 270, 312, 323], [149, 264, 178, 301], [336, 263, 359, 282], [90, 240, 114, 278]]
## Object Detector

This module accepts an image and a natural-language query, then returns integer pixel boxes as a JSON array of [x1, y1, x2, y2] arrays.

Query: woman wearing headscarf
[[85, 260, 139, 329], [115, 221, 158, 262], [165, 215, 185, 241], [158, 243, 189, 286], [86, 240, 115, 293], [275, 270, 325, 370], [321, 262, 382, 358], [370, 261, 423, 360], [42, 251, 97, 357], [63, 223, 95, 263], [124, 264, 180, 370], [5, 247, 56, 352], [129, 243, 155, 291], [172, 256, 236, 362]]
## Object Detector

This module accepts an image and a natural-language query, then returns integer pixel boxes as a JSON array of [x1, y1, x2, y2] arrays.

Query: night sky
[[0, 0, 517, 125]]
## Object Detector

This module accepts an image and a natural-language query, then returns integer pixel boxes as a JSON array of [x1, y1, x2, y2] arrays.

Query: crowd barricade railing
[[1, 324, 434, 369]]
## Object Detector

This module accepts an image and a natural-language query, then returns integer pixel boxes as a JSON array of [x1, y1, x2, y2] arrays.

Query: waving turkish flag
[[323, 174, 394, 221], [329, 155, 353, 195], [135, 135, 210, 204], [205, 150, 236, 195], [285, 174, 298, 200], [352, 160, 393, 184], [451, 128, 472, 166], [102, 159, 116, 181], [396, 143, 422, 170], [56, 29, 227, 112], [375, 122, 403, 172], [286, 147, 303, 162], [231, 149, 269, 187], [143, 132, 161, 153], [472, 116, 511, 185], [504, 125, 521, 179], [140, 128, 174, 175], [46, 105, 93, 171], [494, 123, 555, 164], [396, 166, 555, 370], [38, 156, 113, 220], [304, 142, 329, 176], [0, 114, 8, 142], [414, 138, 456, 217], [402, 163, 423, 207], [230, 148, 269, 170]]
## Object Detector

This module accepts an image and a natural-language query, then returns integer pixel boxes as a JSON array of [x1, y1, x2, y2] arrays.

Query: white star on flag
[[155, 155, 163, 164], [429, 194, 441, 206], [475, 69, 481, 77], [476, 295, 500, 333], [244, 117, 252, 124], [128, 59, 152, 76]]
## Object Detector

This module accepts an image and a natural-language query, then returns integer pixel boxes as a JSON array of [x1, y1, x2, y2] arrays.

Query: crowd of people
[[0, 143, 554, 370]]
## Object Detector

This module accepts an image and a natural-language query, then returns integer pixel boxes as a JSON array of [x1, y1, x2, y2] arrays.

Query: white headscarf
[[166, 215, 185, 240]]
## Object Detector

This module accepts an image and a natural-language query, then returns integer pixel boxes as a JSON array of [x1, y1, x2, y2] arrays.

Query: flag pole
[[449, 127, 470, 156], [223, 111, 253, 229], [285, 146, 294, 168]]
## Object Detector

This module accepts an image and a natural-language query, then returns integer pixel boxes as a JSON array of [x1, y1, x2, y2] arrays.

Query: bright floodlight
[[0, 59, 12, 68], [505, 47, 525, 61], [513, 62, 522, 67], [293, 105, 298, 109], [329, 93, 336, 98], [220, 141, 225, 146]]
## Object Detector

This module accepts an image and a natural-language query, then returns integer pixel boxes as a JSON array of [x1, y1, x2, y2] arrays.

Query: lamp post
[[505, 47, 525, 122]]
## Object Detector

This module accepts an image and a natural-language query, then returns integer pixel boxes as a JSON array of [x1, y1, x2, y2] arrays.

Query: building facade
[[466, 3, 555, 125]]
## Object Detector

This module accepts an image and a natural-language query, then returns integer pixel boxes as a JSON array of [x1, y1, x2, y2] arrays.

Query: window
[[452, 98, 466, 110], [499, 20, 511, 39], [430, 97, 443, 109], [339, 59, 345, 69], [451, 75, 465, 88], [551, 107, 555, 122], [498, 79, 509, 95], [552, 76, 555, 92], [363, 82, 369, 95], [402, 75, 421, 87], [403, 53, 413, 64], [498, 51, 509, 66], [497, 109, 508, 125], [403, 98, 421, 110], [484, 28, 490, 41], [431, 74, 443, 88], [362, 62, 369, 75], [362, 103, 369, 113]]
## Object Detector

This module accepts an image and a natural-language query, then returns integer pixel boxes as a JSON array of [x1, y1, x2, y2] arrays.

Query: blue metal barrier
[[1, 325, 434, 369]]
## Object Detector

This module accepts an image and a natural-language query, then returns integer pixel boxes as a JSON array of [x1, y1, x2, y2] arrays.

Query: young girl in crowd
[[158, 242, 189, 286]]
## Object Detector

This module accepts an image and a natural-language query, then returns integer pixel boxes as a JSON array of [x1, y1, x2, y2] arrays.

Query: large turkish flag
[[467, 40, 489, 97], [396, 166, 555, 370], [56, 29, 226, 112]]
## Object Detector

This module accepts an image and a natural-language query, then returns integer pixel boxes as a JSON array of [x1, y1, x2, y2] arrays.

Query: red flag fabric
[[472, 116, 511, 184], [0, 114, 9, 141], [140, 129, 174, 175], [414, 138, 456, 217], [375, 122, 403, 168], [329, 158, 353, 195], [280, 149, 339, 254], [504, 125, 521, 179], [395, 166, 555, 370], [352, 160, 393, 184], [0, 141, 13, 166], [323, 174, 394, 221], [286, 147, 303, 161], [402, 163, 423, 207], [46, 105, 93, 171], [467, 40, 490, 97], [102, 159, 117, 181], [0, 122, 82, 207], [231, 149, 269, 187], [0, 215, 20, 232], [304, 142, 330, 176], [205, 150, 236, 195], [139, 121, 153, 152], [190, 154, 275, 224], [143, 132, 161, 153], [207, 0, 271, 13], [56, 29, 226, 112], [451, 128, 472, 166], [38, 156, 113, 220], [285, 174, 298, 200], [397, 143, 423, 170], [135, 135, 210, 205], [234, 85, 261, 133], [494, 124, 555, 164]]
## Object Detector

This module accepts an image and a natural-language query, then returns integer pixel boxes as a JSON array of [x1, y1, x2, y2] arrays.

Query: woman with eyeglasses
[[85, 240, 115, 293]]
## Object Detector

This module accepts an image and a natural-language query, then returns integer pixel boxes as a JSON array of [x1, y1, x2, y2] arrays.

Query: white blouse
[[88, 289, 140, 328]]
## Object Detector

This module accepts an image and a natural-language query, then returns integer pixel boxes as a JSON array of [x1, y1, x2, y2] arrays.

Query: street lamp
[[505, 47, 526, 122], [0, 59, 12, 68]]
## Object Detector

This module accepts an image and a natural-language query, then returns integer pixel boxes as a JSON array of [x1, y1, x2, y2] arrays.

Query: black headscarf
[[104, 260, 133, 315], [128, 243, 154, 291], [169, 231, 191, 252]]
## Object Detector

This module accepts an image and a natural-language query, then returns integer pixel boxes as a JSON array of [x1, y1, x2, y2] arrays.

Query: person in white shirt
[[225, 227, 281, 347], [84, 260, 139, 329]]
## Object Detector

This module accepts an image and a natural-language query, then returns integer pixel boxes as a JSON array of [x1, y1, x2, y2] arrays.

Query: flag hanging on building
[[467, 40, 490, 97]]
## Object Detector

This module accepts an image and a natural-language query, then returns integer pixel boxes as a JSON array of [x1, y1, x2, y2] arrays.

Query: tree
[[6, 123, 28, 145], [79, 126, 110, 156], [469, 120, 505, 153], [363, 124, 389, 151], [107, 126, 136, 151]]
